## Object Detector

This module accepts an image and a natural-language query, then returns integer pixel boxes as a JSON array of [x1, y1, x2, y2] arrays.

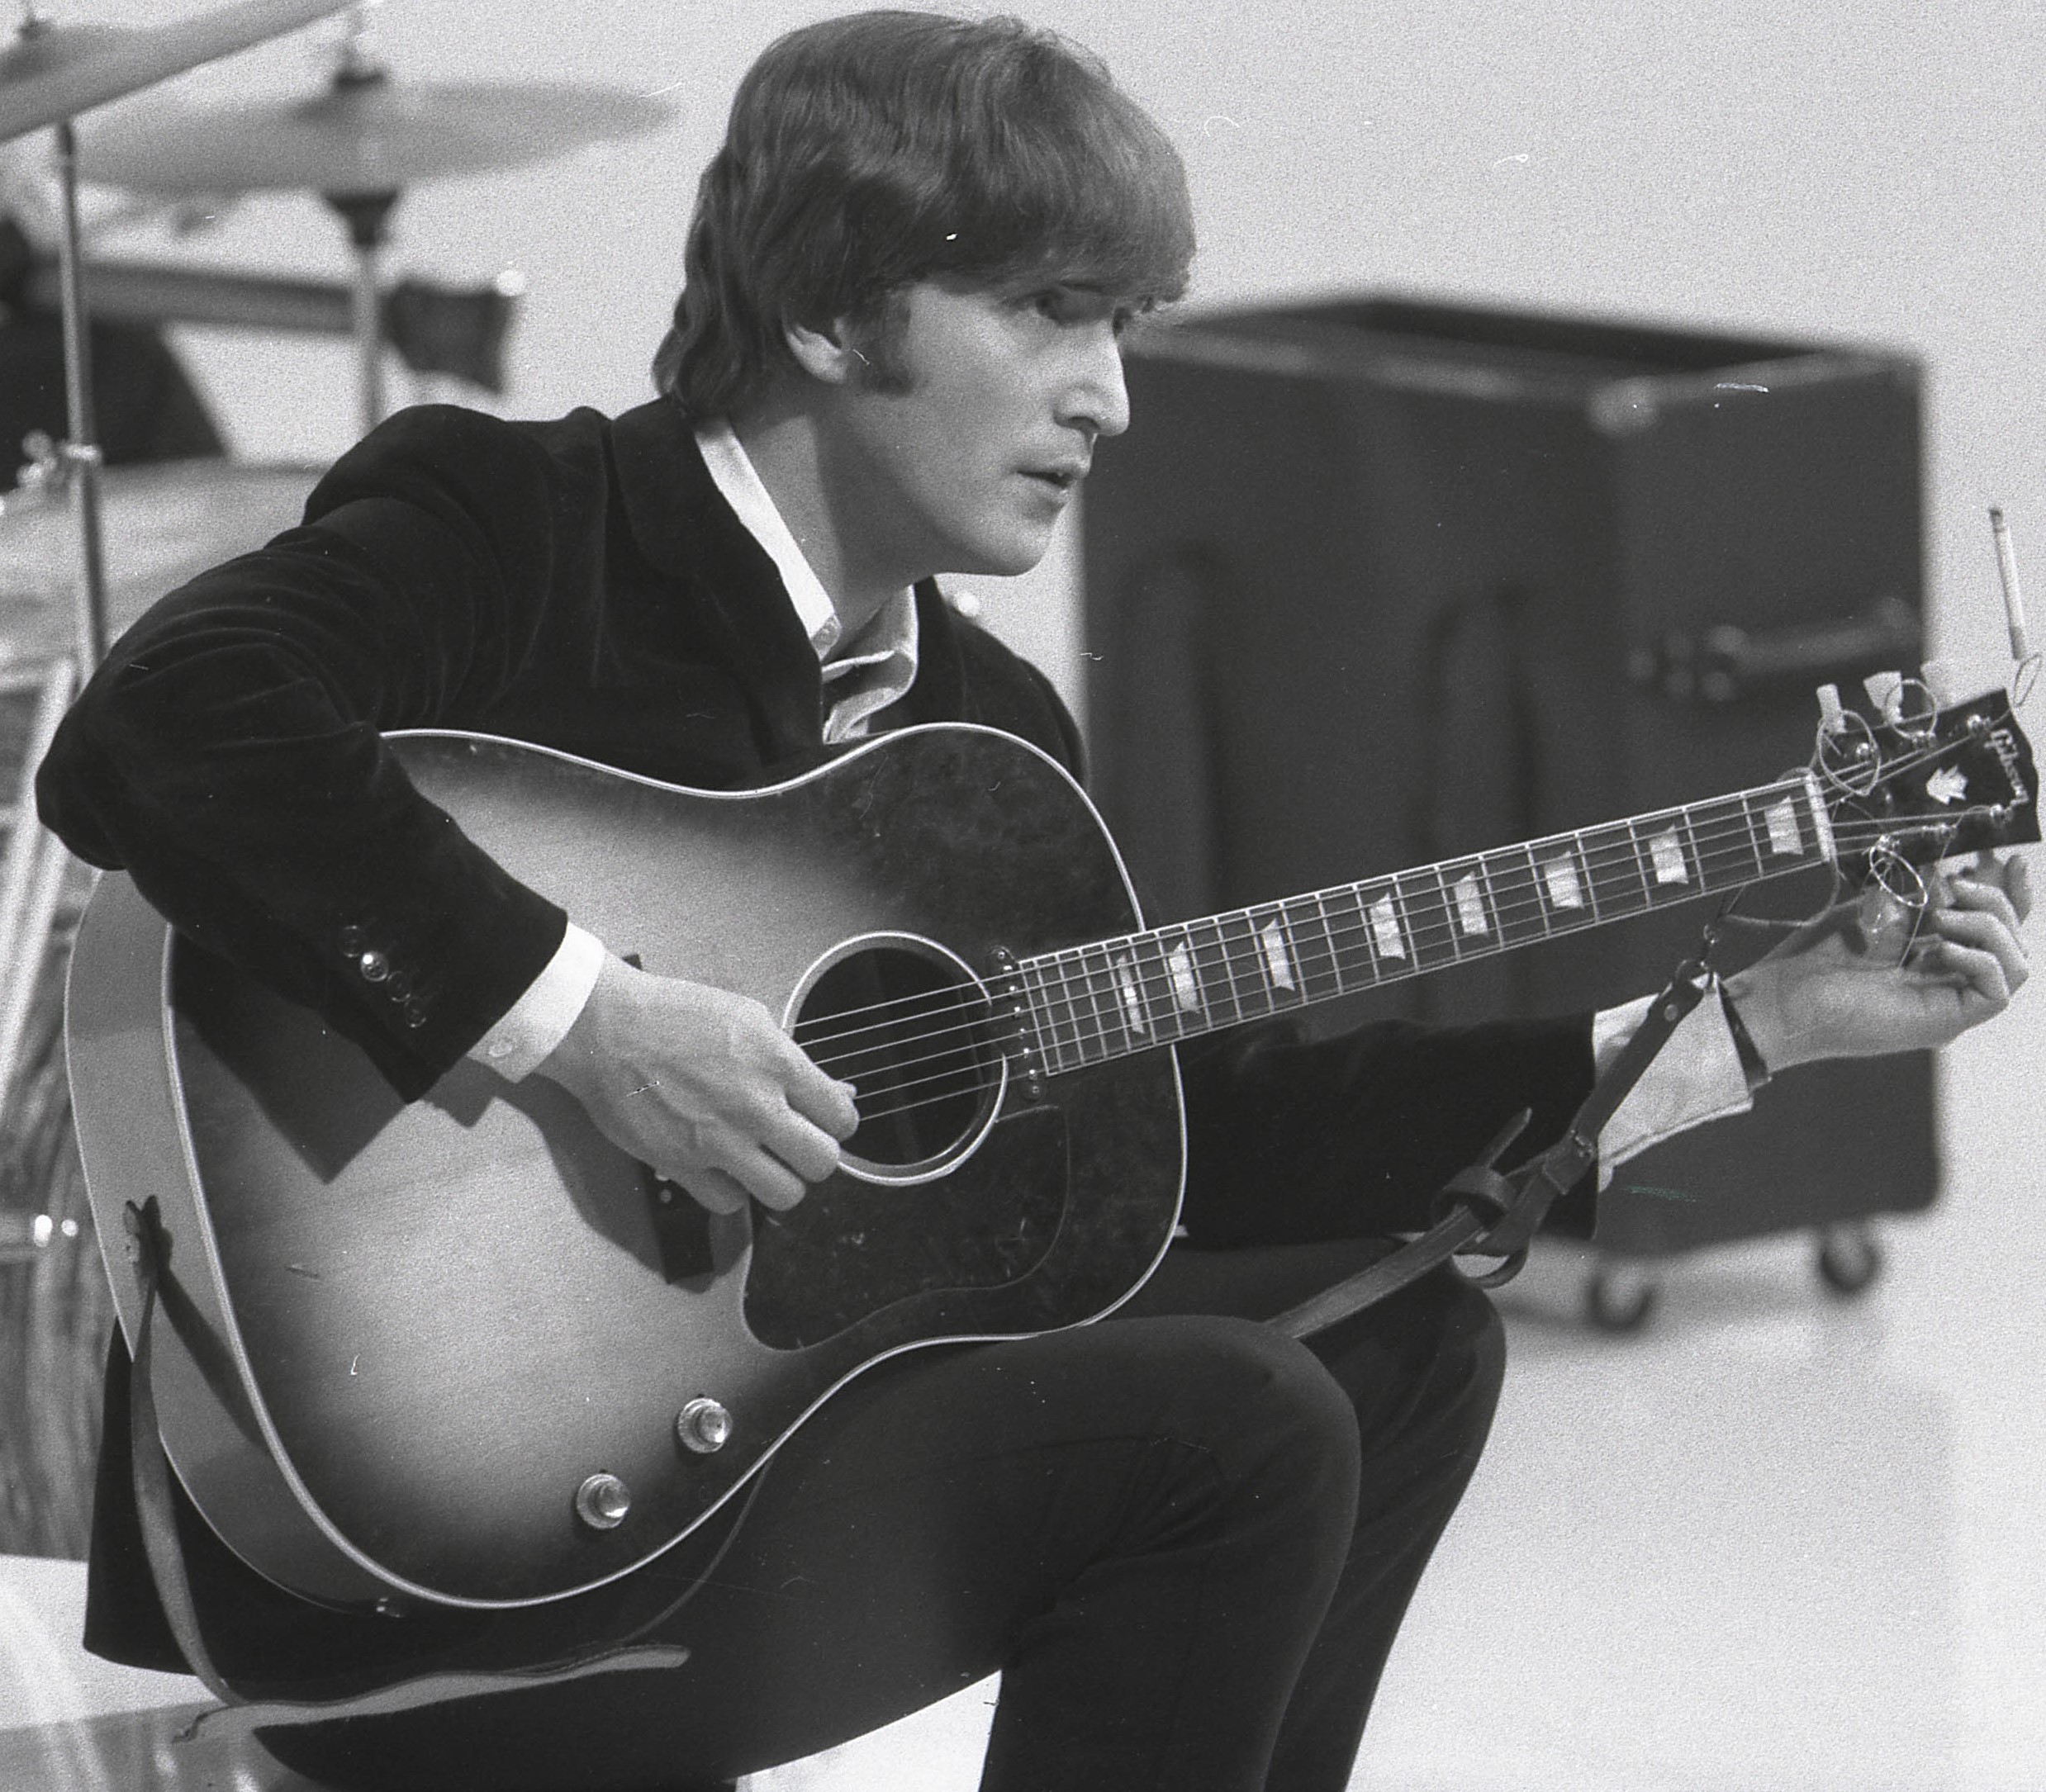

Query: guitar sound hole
[[791, 945, 999, 1173]]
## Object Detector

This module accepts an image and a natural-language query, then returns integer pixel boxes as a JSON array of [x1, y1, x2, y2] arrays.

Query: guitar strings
[[795, 778, 1821, 1053], [790, 723, 1994, 1057], [796, 803, 1976, 1094], [795, 797, 1955, 1066], [809, 813, 1980, 1137], [792, 722, 2009, 1115], [807, 806, 1991, 1128]]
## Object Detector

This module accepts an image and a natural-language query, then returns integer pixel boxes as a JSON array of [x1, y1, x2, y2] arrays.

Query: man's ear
[[783, 315, 862, 386]]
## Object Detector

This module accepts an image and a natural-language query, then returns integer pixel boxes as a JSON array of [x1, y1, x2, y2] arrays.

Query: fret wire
[[1058, 947, 1108, 1064], [1085, 942, 1127, 1052], [1739, 793, 1771, 879], [1410, 866, 1459, 964], [1622, 816, 1658, 910], [1240, 904, 1279, 1009], [1080, 944, 1119, 1060], [1027, 956, 1075, 1075], [1523, 843, 1555, 937], [1582, 823, 1636, 915], [1162, 922, 1210, 1037], [1313, 891, 1347, 995], [1190, 918, 1232, 1027], [1698, 799, 1756, 887], [1111, 938, 1154, 1047], [1215, 910, 1270, 1021], [1678, 804, 1711, 898], [1137, 924, 1186, 1035], [1277, 894, 1332, 1000], [1573, 832, 1603, 922], [1016, 775, 1838, 1072], [1126, 932, 1176, 1043], [1326, 884, 1374, 993], [1254, 900, 1309, 1007], [1095, 940, 1138, 1051]]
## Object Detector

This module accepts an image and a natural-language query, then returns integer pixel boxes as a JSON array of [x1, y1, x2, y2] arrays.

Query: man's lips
[[1022, 462, 1089, 491]]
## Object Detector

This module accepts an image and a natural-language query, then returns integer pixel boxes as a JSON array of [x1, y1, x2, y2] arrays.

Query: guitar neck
[[1019, 771, 1836, 1074]]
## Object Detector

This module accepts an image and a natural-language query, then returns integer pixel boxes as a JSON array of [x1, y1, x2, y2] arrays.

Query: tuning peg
[[1863, 671, 1905, 719], [1815, 682, 1846, 732], [1919, 658, 1960, 706]]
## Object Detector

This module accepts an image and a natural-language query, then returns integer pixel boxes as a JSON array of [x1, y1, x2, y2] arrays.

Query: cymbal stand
[[327, 185, 399, 434], [325, 9, 398, 435], [1, 2, 107, 1116]]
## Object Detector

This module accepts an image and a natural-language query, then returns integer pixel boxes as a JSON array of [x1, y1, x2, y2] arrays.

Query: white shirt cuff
[[468, 923, 606, 1082], [1590, 990, 1755, 1179]]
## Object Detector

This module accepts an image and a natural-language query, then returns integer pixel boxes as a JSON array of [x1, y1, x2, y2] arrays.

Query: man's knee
[[1160, 1316, 1365, 1517]]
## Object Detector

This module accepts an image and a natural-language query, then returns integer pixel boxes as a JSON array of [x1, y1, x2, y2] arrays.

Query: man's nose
[[1060, 324, 1131, 440]]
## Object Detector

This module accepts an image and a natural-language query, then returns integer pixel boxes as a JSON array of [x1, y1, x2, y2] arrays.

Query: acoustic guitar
[[64, 689, 2038, 1612]]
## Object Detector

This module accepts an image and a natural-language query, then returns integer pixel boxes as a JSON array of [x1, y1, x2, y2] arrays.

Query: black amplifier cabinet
[[1080, 296, 1935, 1259]]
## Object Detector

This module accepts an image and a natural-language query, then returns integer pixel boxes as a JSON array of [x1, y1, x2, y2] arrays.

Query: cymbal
[[78, 76, 676, 197], [0, 0, 353, 143]]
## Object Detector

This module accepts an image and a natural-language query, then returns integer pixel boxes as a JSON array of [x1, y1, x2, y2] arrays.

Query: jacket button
[[385, 969, 413, 1000], [358, 950, 392, 984], [339, 925, 366, 955], [402, 998, 429, 1030]]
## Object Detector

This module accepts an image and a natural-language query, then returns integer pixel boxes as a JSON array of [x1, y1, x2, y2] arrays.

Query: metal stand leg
[[0, 656, 76, 1114]]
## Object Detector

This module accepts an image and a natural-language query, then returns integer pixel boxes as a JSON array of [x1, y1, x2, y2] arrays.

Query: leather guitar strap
[[120, 1199, 695, 1743], [1271, 949, 1721, 1340]]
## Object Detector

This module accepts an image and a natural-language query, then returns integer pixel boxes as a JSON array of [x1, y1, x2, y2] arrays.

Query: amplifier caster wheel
[[1584, 1258, 1659, 1334], [1816, 1222, 1882, 1297]]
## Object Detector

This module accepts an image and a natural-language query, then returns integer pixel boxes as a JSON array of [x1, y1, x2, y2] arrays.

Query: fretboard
[[1018, 772, 1835, 1076]]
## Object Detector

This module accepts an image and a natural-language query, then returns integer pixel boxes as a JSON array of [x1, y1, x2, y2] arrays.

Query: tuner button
[[574, 1472, 631, 1530], [1920, 657, 1960, 706], [1815, 682, 1844, 730], [676, 1397, 733, 1455], [1863, 671, 1904, 719]]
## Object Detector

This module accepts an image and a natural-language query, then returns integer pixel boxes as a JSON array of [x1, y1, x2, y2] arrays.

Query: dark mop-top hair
[[654, 10, 1195, 416]]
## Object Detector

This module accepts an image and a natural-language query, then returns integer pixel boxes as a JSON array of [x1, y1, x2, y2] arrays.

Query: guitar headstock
[[1815, 682, 2041, 882]]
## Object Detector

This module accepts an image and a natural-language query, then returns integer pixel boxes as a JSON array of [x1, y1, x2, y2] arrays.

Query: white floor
[[6, 1003, 2045, 1790]]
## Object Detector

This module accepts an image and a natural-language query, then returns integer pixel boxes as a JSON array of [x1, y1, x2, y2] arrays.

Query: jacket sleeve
[[1175, 1009, 1599, 1245], [36, 406, 584, 1097]]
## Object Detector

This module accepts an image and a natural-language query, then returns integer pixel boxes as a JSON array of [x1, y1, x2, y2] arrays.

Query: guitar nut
[[573, 1472, 631, 1530], [676, 1397, 733, 1454]]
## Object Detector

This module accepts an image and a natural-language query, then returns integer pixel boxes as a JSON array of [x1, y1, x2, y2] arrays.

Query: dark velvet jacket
[[38, 396, 1595, 1679]]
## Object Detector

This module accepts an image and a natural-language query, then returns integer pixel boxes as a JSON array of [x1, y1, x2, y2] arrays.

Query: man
[[37, 13, 2029, 1791]]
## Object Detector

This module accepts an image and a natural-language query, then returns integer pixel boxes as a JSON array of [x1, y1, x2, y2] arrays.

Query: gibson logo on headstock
[[1989, 723, 2033, 808]]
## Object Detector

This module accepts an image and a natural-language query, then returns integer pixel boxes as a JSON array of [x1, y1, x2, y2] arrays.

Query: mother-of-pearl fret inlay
[[1017, 772, 1840, 1077], [1540, 853, 1586, 909], [1258, 920, 1297, 990], [1367, 891, 1407, 958], [1763, 796, 1805, 856], [1113, 954, 1146, 1035], [1648, 827, 1688, 884], [1451, 872, 1489, 935]]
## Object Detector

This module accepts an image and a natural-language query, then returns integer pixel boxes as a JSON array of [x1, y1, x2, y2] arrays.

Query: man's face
[[817, 277, 1133, 585]]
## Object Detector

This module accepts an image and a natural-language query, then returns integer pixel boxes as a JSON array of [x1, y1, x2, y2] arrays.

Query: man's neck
[[728, 404, 910, 642]]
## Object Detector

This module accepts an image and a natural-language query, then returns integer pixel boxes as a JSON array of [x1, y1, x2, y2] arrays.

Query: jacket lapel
[[610, 398, 824, 762]]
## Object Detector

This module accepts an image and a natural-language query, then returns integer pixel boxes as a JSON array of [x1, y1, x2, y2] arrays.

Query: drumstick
[[1991, 505, 2030, 661]]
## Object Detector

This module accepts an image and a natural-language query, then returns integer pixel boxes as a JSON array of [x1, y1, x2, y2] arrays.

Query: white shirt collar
[[693, 417, 918, 667]]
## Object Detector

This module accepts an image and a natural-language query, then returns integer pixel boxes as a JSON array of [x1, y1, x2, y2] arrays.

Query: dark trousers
[[257, 1238, 1504, 1792]]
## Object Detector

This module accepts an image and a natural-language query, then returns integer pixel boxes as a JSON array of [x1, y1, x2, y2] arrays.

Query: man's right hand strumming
[[536, 952, 861, 1216]]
